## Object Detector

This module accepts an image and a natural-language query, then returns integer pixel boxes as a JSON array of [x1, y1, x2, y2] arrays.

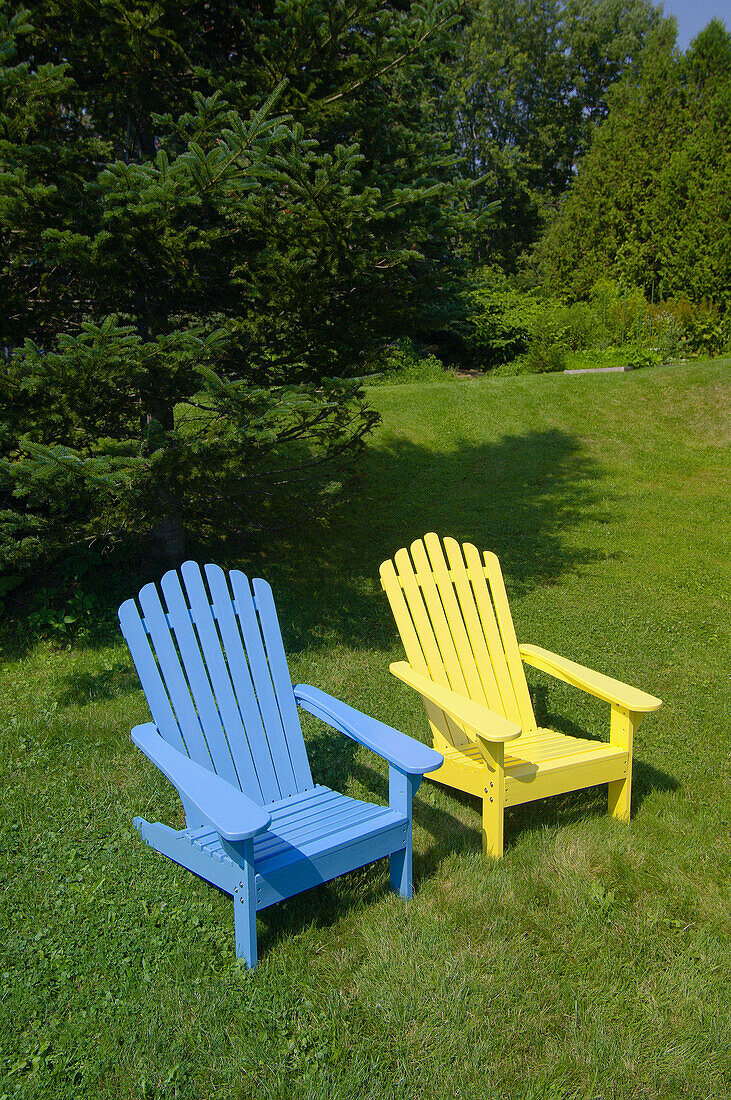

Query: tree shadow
[[39, 424, 608, 701], [57, 661, 141, 706], [199, 426, 611, 656]]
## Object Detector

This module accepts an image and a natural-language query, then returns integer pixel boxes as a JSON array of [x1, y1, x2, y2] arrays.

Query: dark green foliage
[[368, 339, 447, 385], [448, 269, 597, 370], [0, 0, 480, 572], [538, 20, 731, 305], [523, 337, 567, 374], [447, 268, 546, 367]]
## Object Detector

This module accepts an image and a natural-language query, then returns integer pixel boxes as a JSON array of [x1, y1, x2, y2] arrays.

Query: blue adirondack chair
[[118, 561, 442, 969]]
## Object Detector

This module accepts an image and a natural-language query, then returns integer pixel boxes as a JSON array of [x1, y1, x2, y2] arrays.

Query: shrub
[[523, 337, 567, 374], [552, 302, 600, 350], [451, 268, 547, 368], [681, 304, 731, 356], [625, 346, 662, 369], [370, 339, 447, 384]]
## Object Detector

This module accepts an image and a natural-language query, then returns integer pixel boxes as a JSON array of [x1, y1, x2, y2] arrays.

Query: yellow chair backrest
[[380, 534, 536, 740]]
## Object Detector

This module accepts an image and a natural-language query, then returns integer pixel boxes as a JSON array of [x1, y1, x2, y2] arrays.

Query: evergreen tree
[[1, 0, 476, 572], [537, 20, 731, 303], [444, 0, 669, 268]]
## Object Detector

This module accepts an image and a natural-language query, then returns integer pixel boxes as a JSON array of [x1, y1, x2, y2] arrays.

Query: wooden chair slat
[[442, 537, 505, 714], [462, 542, 522, 726], [423, 532, 487, 705], [161, 568, 240, 787], [138, 580, 213, 770], [252, 578, 313, 794], [229, 570, 298, 801], [409, 537, 469, 696], [202, 564, 267, 802], [118, 599, 186, 754], [393, 547, 450, 687], [483, 552, 536, 731], [379, 560, 430, 676]]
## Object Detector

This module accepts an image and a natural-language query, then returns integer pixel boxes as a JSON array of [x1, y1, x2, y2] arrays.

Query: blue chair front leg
[[388, 768, 422, 899], [221, 836, 258, 969]]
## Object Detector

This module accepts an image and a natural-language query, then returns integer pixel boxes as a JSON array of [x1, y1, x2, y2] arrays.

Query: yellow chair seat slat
[[440, 730, 626, 771], [381, 535, 662, 856]]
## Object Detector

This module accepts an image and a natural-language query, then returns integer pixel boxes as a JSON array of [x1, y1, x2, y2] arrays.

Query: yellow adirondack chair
[[380, 534, 662, 857]]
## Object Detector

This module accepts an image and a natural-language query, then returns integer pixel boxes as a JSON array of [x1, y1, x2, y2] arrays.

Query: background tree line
[[0, 0, 727, 588]]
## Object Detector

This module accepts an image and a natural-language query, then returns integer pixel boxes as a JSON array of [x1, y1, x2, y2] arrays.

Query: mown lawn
[[1, 359, 729, 1099]]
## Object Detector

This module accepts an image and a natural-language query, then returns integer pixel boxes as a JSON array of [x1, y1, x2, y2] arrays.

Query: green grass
[[1, 359, 729, 1099]]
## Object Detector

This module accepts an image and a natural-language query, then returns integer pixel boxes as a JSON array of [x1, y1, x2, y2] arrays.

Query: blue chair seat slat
[[160, 569, 240, 788], [137, 582, 213, 769], [183, 792, 403, 872], [118, 600, 187, 754], [230, 571, 298, 801], [257, 811, 404, 880], [252, 578, 313, 793], [216, 787, 340, 862], [263, 791, 391, 844], [252, 802, 362, 862], [203, 565, 270, 803], [256, 786, 342, 826], [263, 803, 400, 856]]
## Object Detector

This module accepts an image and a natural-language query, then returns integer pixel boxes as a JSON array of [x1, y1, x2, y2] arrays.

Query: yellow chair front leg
[[607, 706, 642, 821], [478, 738, 505, 857]]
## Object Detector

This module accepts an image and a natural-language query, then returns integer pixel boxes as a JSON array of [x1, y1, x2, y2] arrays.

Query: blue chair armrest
[[293, 685, 443, 776], [131, 723, 271, 841]]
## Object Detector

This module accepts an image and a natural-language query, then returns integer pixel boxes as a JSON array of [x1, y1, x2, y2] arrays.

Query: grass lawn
[[1, 359, 729, 1099]]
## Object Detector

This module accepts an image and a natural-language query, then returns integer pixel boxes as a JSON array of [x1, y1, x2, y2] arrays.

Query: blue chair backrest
[[118, 562, 314, 806]]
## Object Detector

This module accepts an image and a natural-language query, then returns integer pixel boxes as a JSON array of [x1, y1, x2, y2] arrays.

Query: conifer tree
[[1, 0, 474, 570], [537, 20, 731, 302], [444, 0, 669, 268]]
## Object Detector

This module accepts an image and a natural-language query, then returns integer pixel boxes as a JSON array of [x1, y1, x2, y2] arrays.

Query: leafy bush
[[680, 304, 731, 356], [625, 346, 662, 369], [551, 302, 600, 350], [523, 337, 567, 374], [591, 280, 655, 346], [653, 310, 685, 358], [451, 269, 547, 368], [370, 340, 447, 384]]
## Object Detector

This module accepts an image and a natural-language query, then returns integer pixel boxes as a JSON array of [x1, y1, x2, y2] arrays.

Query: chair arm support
[[293, 685, 443, 775], [389, 662, 522, 742], [131, 723, 271, 842], [518, 645, 662, 713]]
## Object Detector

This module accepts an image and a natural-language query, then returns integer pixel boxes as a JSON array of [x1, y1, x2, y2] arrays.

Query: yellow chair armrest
[[389, 662, 522, 742], [519, 645, 662, 713]]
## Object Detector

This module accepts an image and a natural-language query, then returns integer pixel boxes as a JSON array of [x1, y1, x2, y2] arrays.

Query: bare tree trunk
[[135, 277, 186, 564], [149, 489, 186, 564]]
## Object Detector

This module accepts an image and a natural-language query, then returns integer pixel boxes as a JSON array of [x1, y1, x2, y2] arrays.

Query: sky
[[660, 0, 729, 49]]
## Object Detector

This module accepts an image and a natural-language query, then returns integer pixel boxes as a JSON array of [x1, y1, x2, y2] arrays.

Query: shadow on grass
[[207, 427, 612, 656], [57, 661, 141, 706], [255, 688, 677, 958], [253, 748, 678, 962], [21, 424, 610, 702], [255, 749, 680, 961], [254, 753, 476, 959], [5, 426, 606, 666]]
